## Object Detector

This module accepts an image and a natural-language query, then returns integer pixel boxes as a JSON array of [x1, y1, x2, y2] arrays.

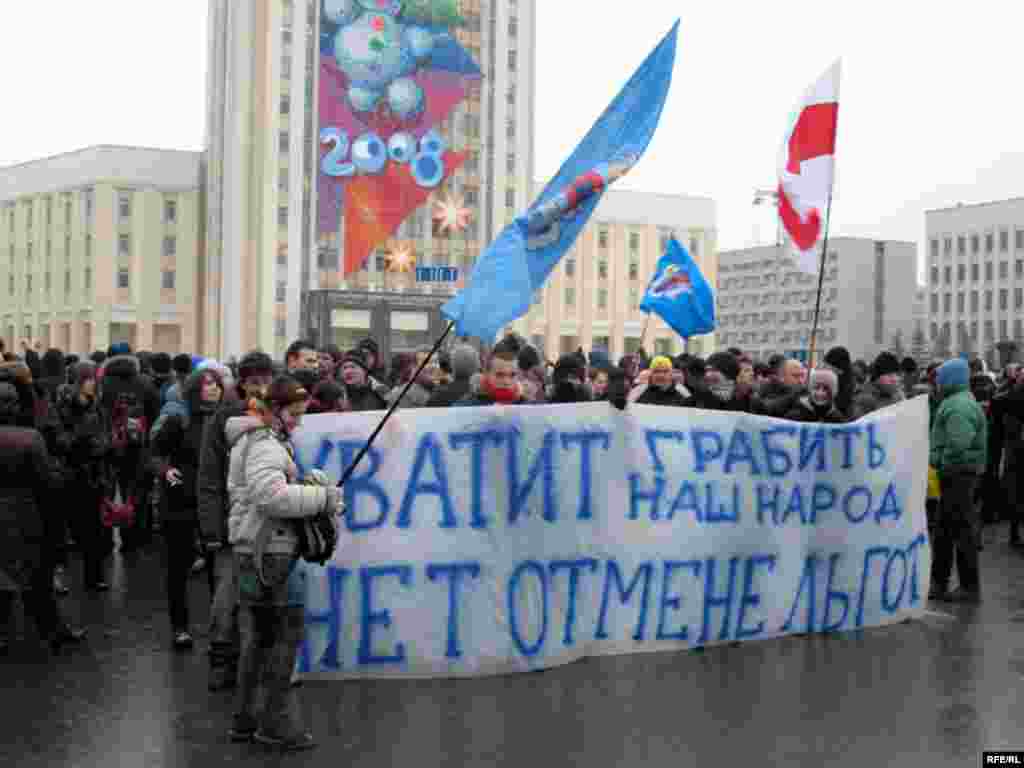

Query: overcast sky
[[3, 1, 1023, 280]]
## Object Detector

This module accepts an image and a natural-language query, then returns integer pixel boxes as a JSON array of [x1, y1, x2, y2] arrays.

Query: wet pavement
[[2, 526, 1023, 767]]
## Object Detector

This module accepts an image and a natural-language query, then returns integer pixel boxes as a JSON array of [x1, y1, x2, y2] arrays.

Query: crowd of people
[[0, 331, 1018, 751]]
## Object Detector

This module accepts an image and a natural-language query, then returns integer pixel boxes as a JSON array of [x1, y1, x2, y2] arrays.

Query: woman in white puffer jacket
[[225, 375, 341, 752]]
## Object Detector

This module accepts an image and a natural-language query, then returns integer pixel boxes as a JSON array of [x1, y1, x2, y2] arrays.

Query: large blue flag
[[442, 21, 680, 340], [639, 237, 715, 339]]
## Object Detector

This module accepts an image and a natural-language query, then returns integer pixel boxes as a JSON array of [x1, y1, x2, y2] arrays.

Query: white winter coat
[[225, 415, 329, 557]]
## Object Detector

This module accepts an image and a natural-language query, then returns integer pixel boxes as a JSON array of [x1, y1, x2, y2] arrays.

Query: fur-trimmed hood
[[102, 354, 140, 380]]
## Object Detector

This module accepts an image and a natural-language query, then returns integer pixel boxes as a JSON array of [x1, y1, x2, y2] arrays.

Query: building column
[[136, 320, 153, 352], [219, 0, 255, 359]]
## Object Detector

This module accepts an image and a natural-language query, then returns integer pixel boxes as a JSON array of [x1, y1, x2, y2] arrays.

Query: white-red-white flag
[[777, 60, 841, 274]]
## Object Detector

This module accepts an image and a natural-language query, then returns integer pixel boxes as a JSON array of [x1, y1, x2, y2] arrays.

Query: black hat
[[150, 352, 172, 376], [172, 353, 193, 376], [341, 349, 370, 373], [518, 345, 542, 372], [491, 336, 520, 358], [705, 351, 740, 381], [901, 356, 918, 375], [356, 338, 379, 357], [238, 351, 274, 380], [870, 351, 901, 380], [554, 354, 586, 382], [824, 346, 852, 372]]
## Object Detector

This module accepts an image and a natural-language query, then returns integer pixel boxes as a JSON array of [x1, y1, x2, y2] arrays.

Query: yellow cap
[[650, 356, 673, 371]]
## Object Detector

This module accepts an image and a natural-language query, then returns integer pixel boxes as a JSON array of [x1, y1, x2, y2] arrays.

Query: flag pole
[[807, 193, 834, 369], [337, 320, 455, 489], [640, 314, 652, 352]]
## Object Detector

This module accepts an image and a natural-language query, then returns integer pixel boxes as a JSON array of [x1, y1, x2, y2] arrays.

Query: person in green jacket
[[928, 358, 988, 603]]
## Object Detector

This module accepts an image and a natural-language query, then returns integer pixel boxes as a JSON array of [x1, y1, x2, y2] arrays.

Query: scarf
[[484, 377, 520, 405]]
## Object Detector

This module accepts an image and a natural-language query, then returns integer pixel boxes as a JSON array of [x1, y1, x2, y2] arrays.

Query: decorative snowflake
[[432, 193, 472, 236], [384, 241, 417, 273]]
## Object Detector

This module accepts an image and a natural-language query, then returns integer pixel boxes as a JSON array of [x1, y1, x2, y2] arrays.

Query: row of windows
[[718, 307, 837, 328], [715, 327, 839, 348], [718, 251, 839, 276], [7, 268, 177, 297], [930, 320, 1021, 343], [718, 287, 838, 310], [930, 229, 1024, 261], [5, 191, 177, 235], [531, 286, 642, 310], [719, 268, 836, 292], [931, 288, 1024, 314], [563, 254, 641, 281], [930, 259, 1024, 285]]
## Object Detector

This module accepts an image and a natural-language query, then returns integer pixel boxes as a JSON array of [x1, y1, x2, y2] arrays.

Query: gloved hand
[[304, 468, 330, 487], [325, 486, 345, 517], [607, 370, 629, 411]]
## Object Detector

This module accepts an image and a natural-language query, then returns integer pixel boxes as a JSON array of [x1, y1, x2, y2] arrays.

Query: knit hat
[[554, 354, 586, 382], [809, 367, 839, 398], [491, 336, 520, 359], [870, 351, 901, 381], [356, 338, 379, 360], [150, 352, 171, 376], [650, 356, 673, 372], [341, 349, 371, 373], [705, 351, 740, 381], [824, 346, 852, 373], [937, 358, 969, 392], [589, 348, 613, 372], [237, 350, 274, 381], [517, 345, 542, 372], [451, 344, 480, 379], [41, 348, 65, 379], [172, 353, 193, 377]]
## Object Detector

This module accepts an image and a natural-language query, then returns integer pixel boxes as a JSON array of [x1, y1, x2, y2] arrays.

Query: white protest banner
[[289, 397, 930, 679]]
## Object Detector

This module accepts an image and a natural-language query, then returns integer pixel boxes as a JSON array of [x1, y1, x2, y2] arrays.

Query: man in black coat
[[426, 345, 480, 407], [339, 350, 389, 412], [0, 380, 86, 654], [549, 354, 592, 404], [100, 351, 161, 553], [690, 352, 752, 412], [197, 350, 275, 691], [753, 357, 807, 417]]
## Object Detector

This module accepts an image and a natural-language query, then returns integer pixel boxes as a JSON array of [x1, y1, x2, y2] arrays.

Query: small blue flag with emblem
[[640, 237, 715, 339], [442, 21, 680, 341]]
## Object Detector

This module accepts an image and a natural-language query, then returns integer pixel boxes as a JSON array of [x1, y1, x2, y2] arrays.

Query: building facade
[[0, 146, 201, 355], [716, 238, 917, 363], [925, 198, 1024, 365], [205, 0, 537, 359], [513, 188, 717, 362]]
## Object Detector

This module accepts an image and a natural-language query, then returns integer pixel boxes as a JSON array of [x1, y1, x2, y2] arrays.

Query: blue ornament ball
[[387, 132, 417, 164], [387, 78, 424, 121], [351, 132, 387, 175], [419, 130, 446, 156], [411, 151, 445, 188]]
